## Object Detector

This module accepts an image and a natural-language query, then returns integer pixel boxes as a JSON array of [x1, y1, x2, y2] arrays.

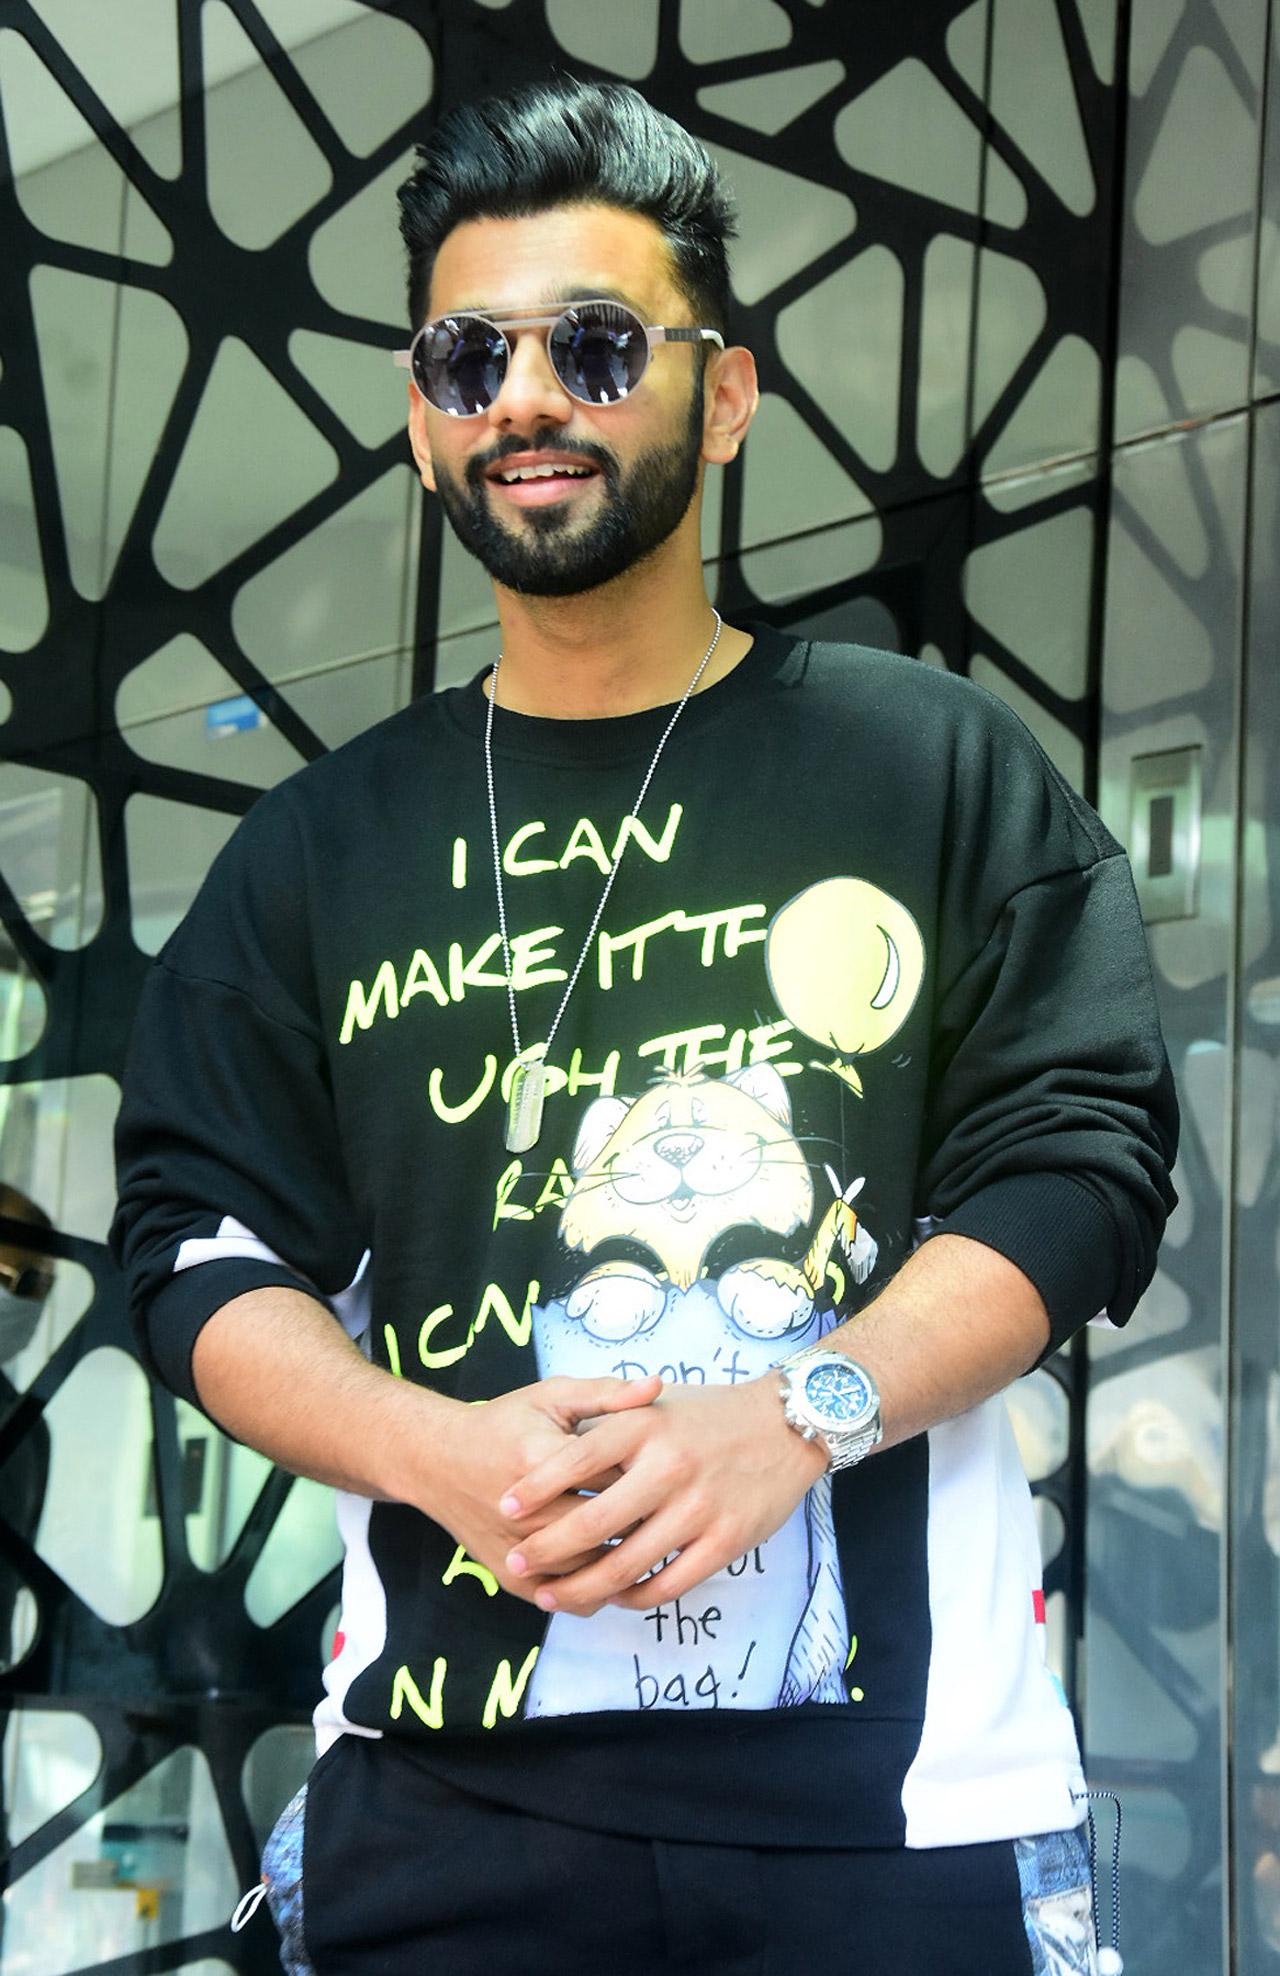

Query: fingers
[[526, 1506, 693, 1616], [500, 1411, 648, 1518], [606, 1540, 721, 1610], [543, 1372, 662, 1429], [509, 1470, 662, 1579]]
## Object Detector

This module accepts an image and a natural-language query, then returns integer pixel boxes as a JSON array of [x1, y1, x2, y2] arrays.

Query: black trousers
[[298, 1737, 1038, 1975]]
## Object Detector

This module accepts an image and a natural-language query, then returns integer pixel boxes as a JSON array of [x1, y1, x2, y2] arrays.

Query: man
[[113, 78, 1174, 1975]]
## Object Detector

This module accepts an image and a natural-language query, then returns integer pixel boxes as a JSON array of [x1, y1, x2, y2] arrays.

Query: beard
[[431, 376, 705, 597]]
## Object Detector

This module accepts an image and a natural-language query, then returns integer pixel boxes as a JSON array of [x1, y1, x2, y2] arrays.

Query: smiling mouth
[[494, 462, 596, 485], [488, 472, 600, 509], [483, 456, 604, 507]]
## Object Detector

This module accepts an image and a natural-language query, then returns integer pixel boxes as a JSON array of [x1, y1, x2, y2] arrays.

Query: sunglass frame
[[391, 299, 724, 415]]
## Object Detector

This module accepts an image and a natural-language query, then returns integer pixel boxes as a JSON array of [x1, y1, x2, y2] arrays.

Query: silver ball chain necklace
[[485, 609, 724, 1153]]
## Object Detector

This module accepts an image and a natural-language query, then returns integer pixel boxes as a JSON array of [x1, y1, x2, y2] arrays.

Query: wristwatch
[[778, 1347, 882, 1472]]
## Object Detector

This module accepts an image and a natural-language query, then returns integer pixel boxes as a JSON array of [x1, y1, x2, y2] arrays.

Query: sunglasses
[[392, 299, 724, 418], [0, 1259, 52, 1300]]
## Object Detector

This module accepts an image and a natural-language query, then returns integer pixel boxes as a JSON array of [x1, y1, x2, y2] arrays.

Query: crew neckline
[[439, 620, 799, 766]]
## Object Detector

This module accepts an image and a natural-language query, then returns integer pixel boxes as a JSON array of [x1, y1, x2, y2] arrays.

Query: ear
[[571, 1096, 634, 1175], [702, 344, 758, 467], [725, 1061, 792, 1126], [406, 378, 437, 493]]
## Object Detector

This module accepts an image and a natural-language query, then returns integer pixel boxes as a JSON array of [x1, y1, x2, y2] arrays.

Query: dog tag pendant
[[506, 1050, 547, 1153]]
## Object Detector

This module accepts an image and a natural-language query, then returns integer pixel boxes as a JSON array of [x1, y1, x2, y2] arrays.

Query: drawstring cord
[[230, 1876, 269, 1932], [1077, 1788, 1123, 1974]]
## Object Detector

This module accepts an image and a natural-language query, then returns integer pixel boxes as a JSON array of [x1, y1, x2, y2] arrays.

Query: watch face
[[803, 1358, 875, 1428]]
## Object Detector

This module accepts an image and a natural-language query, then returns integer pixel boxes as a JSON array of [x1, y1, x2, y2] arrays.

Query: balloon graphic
[[766, 878, 925, 1094]]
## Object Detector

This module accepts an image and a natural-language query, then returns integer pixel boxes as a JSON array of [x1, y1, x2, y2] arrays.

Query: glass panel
[[2, 1706, 102, 1849], [23, 1, 182, 175], [124, 796, 238, 957], [1257, 0, 1280, 396], [102, 250, 190, 599], [0, 930, 47, 1063], [963, 504, 1094, 701], [2, 1744, 237, 1974], [1230, 397, 1280, 1969], [696, 59, 845, 137], [289, 329, 411, 450], [740, 394, 873, 552], [3, 1258, 93, 1395], [982, 334, 1102, 476], [0, 1075, 120, 1244], [152, 335, 338, 593], [309, 153, 418, 327], [0, 29, 131, 240], [680, 0, 791, 64], [36, 1344, 162, 1628], [0, 762, 102, 951], [179, 1401, 271, 1575], [231, 466, 416, 686], [971, 248, 1049, 439], [777, 247, 905, 474], [1092, 409, 1246, 1976], [839, 51, 1025, 226], [257, 1, 433, 158], [122, 687, 307, 792], [705, 143, 855, 307], [740, 512, 883, 606], [1006, 1368, 1070, 1482], [241, 1723, 313, 1850], [202, 0, 333, 251], [1035, 1495, 1066, 1570], [1118, 3, 1269, 436], [1074, 0, 1118, 84], [117, 631, 279, 732], [244, 1475, 341, 1628], [549, 0, 660, 77], [0, 427, 49, 652], [918, 235, 977, 479], [284, 649, 409, 751], [987, 0, 1097, 216]]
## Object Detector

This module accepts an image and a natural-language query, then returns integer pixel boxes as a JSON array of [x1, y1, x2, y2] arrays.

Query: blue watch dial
[[803, 1360, 874, 1425]]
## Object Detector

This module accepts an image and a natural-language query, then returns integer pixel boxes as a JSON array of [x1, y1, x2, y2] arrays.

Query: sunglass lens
[[416, 316, 507, 416], [549, 304, 647, 404]]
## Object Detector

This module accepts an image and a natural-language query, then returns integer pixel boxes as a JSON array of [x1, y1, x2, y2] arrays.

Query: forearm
[[826, 1231, 1052, 1451], [189, 1285, 455, 1501]]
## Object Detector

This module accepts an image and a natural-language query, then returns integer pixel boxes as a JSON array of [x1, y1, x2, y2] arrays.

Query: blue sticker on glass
[[206, 695, 261, 737]]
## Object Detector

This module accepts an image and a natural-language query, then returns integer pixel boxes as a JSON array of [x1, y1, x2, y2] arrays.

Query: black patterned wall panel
[[0, 1, 1269, 1969]]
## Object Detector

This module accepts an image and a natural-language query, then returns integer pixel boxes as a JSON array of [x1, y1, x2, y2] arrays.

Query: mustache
[[465, 434, 619, 492]]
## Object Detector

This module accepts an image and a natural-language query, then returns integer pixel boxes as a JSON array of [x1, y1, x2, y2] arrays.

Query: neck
[[486, 537, 747, 717]]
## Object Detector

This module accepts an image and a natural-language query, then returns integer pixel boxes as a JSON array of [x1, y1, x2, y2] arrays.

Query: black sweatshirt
[[112, 626, 1177, 1848]]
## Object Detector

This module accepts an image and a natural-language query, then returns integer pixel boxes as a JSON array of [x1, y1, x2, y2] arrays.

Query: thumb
[[544, 1372, 662, 1428]]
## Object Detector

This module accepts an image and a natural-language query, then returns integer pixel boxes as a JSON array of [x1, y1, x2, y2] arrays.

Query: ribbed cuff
[[141, 1258, 320, 1408], [932, 1172, 1122, 1356]]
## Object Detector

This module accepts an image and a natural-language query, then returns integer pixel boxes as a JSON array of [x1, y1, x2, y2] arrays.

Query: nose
[[654, 1131, 703, 1169], [485, 327, 574, 434]]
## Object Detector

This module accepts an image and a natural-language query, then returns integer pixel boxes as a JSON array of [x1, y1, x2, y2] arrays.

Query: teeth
[[498, 463, 593, 482]]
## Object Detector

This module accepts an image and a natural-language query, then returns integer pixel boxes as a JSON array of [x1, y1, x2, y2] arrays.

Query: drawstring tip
[[230, 1877, 269, 1932], [1098, 1950, 1124, 1975]]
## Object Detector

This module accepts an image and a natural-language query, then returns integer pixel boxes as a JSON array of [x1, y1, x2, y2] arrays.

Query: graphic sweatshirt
[[111, 626, 1178, 1850]]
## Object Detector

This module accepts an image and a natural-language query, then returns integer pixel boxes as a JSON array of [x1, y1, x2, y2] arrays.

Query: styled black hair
[[397, 77, 737, 336]]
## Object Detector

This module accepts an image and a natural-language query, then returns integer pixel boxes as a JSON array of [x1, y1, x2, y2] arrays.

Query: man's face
[[409, 206, 713, 597]]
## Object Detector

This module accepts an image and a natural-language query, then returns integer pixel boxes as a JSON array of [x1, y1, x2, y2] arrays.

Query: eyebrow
[[443, 285, 649, 319]]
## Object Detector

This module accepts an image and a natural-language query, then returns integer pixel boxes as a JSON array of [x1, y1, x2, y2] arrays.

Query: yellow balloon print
[[766, 878, 925, 1096]]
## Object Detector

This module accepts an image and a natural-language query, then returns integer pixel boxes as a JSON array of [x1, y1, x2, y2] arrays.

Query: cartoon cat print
[[559, 1062, 876, 1345], [522, 1064, 876, 1722]]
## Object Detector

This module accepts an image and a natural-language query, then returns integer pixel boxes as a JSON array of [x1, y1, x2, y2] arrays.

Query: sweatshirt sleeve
[[916, 847, 1179, 1355], [110, 793, 366, 1408], [899, 671, 1179, 1356]]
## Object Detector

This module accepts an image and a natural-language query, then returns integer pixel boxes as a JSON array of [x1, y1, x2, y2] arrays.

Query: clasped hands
[[440, 1369, 828, 1620]]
